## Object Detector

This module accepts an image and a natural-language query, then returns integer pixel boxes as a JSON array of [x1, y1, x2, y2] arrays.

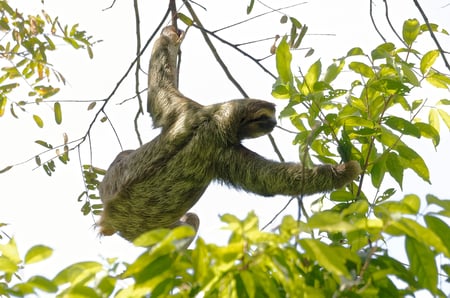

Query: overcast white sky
[[1, 0, 449, 294]]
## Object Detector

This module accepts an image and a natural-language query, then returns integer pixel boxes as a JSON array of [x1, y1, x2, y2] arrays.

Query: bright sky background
[[1, 0, 449, 294]]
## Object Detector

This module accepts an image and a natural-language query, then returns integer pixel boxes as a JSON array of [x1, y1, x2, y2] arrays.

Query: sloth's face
[[237, 100, 277, 139]]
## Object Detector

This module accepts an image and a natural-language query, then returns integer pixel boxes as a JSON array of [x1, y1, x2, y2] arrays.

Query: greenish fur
[[98, 26, 361, 242]]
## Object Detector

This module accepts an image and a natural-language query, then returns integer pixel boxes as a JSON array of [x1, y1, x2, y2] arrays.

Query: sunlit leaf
[[301, 59, 321, 94], [405, 236, 438, 293], [437, 109, 450, 130], [428, 108, 440, 132], [402, 19, 420, 46], [300, 238, 351, 278], [177, 12, 193, 26], [386, 152, 403, 188], [25, 245, 53, 264], [420, 50, 439, 75], [54, 102, 62, 124], [371, 153, 387, 188], [33, 114, 44, 128], [426, 71, 450, 88], [414, 122, 440, 147], [371, 42, 395, 60], [53, 261, 102, 285], [0, 256, 18, 273], [275, 38, 292, 83], [424, 215, 450, 256], [0, 238, 20, 263], [347, 47, 364, 56], [27, 275, 58, 293], [348, 61, 374, 78], [324, 60, 345, 84], [383, 116, 420, 138], [401, 62, 420, 86], [0, 94, 6, 116], [388, 218, 449, 257]]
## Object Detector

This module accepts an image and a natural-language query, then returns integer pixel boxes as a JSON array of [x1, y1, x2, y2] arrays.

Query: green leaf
[[371, 42, 395, 60], [414, 122, 440, 147], [275, 38, 292, 83], [280, 15, 288, 24], [401, 62, 420, 86], [330, 190, 354, 202], [378, 128, 430, 183], [346, 47, 364, 56], [246, 0, 255, 14], [428, 108, 440, 132], [33, 114, 44, 128], [54, 102, 62, 124], [375, 194, 420, 216], [387, 218, 449, 257], [426, 194, 450, 212], [177, 13, 193, 26], [397, 144, 430, 183], [324, 60, 345, 84], [0, 94, 6, 116], [383, 116, 420, 138], [0, 256, 18, 273], [426, 71, 450, 88], [301, 59, 321, 94], [27, 275, 58, 293], [340, 116, 377, 129], [371, 153, 387, 188], [25, 245, 53, 264], [405, 236, 438, 293], [348, 61, 375, 78], [53, 261, 103, 285], [420, 50, 439, 75], [239, 271, 255, 298], [386, 152, 404, 188], [424, 215, 450, 256], [402, 19, 420, 46], [0, 238, 20, 263], [300, 239, 352, 278], [437, 108, 450, 130], [35, 140, 52, 148]]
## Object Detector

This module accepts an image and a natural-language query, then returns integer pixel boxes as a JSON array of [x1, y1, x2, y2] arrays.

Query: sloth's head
[[237, 99, 276, 139]]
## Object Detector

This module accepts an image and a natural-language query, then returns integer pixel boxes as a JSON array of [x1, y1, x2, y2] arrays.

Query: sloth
[[98, 26, 361, 242]]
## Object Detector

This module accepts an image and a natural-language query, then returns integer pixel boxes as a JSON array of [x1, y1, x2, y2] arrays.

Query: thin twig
[[191, 24, 277, 80], [383, 0, 407, 47], [261, 196, 297, 230], [213, 2, 306, 33], [183, 0, 249, 97], [133, 0, 144, 146], [369, 0, 386, 42], [268, 133, 285, 162], [413, 0, 450, 72]]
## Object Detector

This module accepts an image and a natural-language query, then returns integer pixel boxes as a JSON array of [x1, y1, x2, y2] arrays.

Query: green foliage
[[1, 2, 449, 297]]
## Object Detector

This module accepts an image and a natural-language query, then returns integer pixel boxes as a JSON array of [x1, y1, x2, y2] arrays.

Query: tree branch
[[183, 0, 249, 97], [413, 0, 450, 72]]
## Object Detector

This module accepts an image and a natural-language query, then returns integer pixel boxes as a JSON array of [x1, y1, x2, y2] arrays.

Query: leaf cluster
[[0, 1, 95, 124]]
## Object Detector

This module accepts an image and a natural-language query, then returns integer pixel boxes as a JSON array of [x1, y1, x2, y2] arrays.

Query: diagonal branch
[[413, 0, 450, 72], [183, 0, 249, 97]]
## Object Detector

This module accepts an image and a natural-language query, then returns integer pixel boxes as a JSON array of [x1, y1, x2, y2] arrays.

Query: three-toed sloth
[[98, 26, 361, 242]]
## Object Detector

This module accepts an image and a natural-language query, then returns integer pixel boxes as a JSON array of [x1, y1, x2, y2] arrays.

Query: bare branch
[[413, 0, 450, 72], [183, 0, 249, 97], [369, 0, 386, 42]]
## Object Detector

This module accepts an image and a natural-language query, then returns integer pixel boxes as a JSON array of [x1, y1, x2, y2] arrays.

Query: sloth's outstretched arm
[[216, 146, 361, 196], [147, 26, 202, 130]]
